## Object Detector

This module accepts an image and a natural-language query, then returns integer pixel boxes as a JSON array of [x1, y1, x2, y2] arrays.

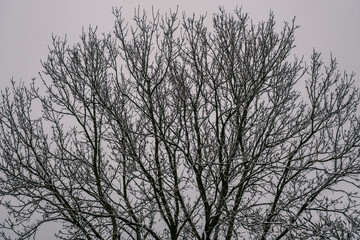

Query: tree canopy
[[0, 7, 360, 239]]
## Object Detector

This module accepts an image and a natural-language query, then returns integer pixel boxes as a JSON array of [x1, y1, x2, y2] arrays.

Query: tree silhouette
[[1, 7, 360, 239]]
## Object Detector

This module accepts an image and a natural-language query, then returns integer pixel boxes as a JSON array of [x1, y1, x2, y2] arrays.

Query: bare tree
[[1, 7, 360, 239]]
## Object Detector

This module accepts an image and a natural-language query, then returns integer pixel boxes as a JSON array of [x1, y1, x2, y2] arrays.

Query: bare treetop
[[0, 7, 359, 239]]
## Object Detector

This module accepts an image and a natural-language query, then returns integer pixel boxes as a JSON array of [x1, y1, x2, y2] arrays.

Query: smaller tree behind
[[0, 7, 360, 240]]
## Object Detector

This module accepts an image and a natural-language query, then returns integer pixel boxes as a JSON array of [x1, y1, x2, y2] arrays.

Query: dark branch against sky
[[0, 0, 359, 239], [0, 0, 359, 86]]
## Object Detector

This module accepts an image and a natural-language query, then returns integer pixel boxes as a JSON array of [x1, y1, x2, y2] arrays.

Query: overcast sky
[[1, 0, 359, 87], [0, 0, 360, 238]]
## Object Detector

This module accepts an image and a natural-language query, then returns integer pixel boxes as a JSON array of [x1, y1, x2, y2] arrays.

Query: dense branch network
[[0, 7, 360, 240]]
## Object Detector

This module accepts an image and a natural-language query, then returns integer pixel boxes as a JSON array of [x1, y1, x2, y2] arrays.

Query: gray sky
[[0, 0, 360, 238], [1, 0, 359, 86]]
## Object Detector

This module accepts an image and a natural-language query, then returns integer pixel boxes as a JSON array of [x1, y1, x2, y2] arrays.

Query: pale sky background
[[0, 0, 360, 239], [1, 0, 360, 86]]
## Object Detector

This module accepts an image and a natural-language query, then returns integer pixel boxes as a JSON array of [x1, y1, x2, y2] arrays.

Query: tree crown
[[0, 7, 359, 240]]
